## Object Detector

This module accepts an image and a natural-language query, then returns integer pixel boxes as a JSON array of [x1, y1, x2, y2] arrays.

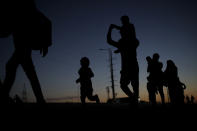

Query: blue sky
[[0, 0, 197, 102]]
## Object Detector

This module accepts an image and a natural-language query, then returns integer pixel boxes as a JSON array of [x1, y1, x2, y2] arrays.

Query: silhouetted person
[[76, 57, 100, 105], [153, 54, 165, 104], [146, 56, 156, 105], [0, 0, 52, 104], [164, 60, 186, 105], [107, 16, 139, 104], [186, 96, 190, 104], [191, 95, 195, 104], [146, 54, 165, 105], [177, 81, 186, 104], [111, 16, 136, 54]]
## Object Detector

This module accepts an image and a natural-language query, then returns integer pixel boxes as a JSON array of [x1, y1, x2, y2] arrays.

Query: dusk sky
[[0, 0, 197, 103]]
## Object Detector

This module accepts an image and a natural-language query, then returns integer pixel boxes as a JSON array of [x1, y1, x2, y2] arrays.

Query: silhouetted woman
[[164, 60, 186, 105]]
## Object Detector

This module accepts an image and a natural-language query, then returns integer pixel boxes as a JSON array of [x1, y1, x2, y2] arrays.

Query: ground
[[1, 103, 196, 129]]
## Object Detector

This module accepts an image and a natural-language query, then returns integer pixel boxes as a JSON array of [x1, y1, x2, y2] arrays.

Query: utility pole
[[99, 48, 116, 100], [108, 49, 115, 100], [106, 86, 110, 100]]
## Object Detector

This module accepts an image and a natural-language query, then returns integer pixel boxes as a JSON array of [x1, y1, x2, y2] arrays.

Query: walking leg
[[22, 56, 45, 103]]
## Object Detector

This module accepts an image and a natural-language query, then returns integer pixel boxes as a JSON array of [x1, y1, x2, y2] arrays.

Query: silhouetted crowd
[[0, 0, 195, 106], [146, 54, 186, 106]]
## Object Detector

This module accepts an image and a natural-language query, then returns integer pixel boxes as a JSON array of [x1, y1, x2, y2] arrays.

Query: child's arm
[[107, 25, 120, 48], [111, 24, 121, 30]]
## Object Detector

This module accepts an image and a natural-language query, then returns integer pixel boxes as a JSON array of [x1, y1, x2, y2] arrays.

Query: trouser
[[80, 88, 100, 104], [147, 82, 156, 105], [169, 86, 184, 105], [2, 49, 45, 103], [120, 69, 139, 102], [157, 85, 165, 104], [147, 82, 165, 105]]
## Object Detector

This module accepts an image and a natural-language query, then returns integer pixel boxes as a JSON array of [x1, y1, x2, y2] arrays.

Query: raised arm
[[111, 24, 121, 30], [107, 24, 119, 48]]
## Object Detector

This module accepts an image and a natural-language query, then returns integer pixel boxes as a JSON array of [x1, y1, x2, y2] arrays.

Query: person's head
[[146, 56, 152, 63], [153, 53, 160, 61], [121, 15, 130, 25], [80, 57, 90, 67], [167, 60, 175, 67], [166, 60, 177, 71]]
